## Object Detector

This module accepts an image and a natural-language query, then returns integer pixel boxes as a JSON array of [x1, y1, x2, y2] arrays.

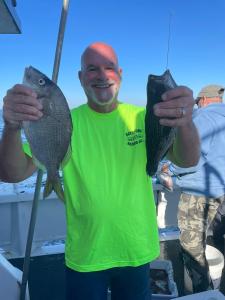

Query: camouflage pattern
[[178, 192, 225, 292]]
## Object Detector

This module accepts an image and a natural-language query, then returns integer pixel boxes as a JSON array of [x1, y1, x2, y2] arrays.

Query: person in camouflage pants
[[178, 193, 225, 292], [163, 85, 225, 293]]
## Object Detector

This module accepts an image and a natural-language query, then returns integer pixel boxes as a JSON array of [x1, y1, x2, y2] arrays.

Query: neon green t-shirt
[[63, 103, 160, 272]]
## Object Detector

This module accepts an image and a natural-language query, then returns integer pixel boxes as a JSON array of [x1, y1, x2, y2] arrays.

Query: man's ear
[[78, 70, 82, 83], [119, 68, 122, 80]]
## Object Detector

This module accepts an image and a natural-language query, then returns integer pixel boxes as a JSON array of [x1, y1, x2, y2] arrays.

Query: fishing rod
[[19, 1, 70, 299]]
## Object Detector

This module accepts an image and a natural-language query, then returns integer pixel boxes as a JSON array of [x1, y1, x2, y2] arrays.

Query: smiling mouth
[[92, 83, 114, 89]]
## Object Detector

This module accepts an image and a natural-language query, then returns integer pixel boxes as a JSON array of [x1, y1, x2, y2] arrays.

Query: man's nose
[[98, 68, 108, 80]]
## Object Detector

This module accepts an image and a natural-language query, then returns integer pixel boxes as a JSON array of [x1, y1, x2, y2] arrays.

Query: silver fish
[[22, 66, 72, 201], [145, 69, 177, 176]]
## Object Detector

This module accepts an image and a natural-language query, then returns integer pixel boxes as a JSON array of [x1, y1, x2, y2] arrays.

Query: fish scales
[[22, 66, 72, 201], [145, 69, 177, 176]]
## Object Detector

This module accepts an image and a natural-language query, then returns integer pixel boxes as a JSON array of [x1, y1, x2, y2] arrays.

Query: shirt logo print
[[126, 129, 144, 146]]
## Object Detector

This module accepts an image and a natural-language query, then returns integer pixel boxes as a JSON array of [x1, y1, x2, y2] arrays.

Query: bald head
[[78, 42, 122, 113], [81, 42, 119, 70]]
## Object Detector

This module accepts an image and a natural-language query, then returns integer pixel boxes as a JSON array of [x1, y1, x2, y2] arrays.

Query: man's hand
[[153, 86, 194, 127], [3, 84, 43, 130], [153, 86, 200, 168], [0, 84, 41, 182]]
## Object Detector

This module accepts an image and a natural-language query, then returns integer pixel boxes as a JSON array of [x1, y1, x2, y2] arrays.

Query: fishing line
[[166, 12, 173, 70]]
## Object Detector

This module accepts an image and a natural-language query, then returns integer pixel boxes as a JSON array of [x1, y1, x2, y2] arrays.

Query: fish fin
[[43, 177, 65, 202], [60, 144, 72, 168], [32, 155, 46, 171]]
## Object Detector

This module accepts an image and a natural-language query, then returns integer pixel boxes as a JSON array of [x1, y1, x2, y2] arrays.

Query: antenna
[[166, 12, 173, 70]]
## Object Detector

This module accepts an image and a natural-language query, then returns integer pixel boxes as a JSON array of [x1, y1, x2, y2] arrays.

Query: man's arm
[[154, 86, 200, 167], [0, 84, 42, 182], [0, 126, 36, 182], [167, 121, 200, 167]]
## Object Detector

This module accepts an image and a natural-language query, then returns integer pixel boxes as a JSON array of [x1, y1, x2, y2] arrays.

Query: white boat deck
[[0, 178, 224, 299], [0, 175, 66, 259], [0, 176, 181, 259]]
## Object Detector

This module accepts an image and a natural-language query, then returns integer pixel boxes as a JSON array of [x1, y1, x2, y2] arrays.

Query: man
[[0, 42, 200, 300], [159, 85, 225, 293]]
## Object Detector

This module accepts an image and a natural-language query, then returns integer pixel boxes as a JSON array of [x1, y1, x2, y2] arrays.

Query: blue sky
[[1, 0, 225, 108]]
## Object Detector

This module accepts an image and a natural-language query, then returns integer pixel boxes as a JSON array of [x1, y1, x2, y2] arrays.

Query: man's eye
[[88, 67, 96, 72]]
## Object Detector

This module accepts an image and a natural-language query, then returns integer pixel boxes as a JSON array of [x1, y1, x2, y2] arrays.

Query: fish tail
[[43, 176, 65, 202]]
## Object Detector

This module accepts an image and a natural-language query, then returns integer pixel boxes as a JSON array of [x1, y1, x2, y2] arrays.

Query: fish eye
[[38, 78, 45, 86]]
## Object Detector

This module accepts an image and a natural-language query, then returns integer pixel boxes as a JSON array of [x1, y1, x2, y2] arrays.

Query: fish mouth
[[24, 66, 32, 75], [23, 66, 32, 86]]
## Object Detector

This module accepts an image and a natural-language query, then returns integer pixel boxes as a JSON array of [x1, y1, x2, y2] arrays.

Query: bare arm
[[0, 84, 43, 182], [167, 121, 200, 167], [0, 126, 36, 182], [154, 86, 200, 167]]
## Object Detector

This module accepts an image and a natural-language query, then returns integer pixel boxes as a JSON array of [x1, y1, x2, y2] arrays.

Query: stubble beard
[[86, 85, 119, 107]]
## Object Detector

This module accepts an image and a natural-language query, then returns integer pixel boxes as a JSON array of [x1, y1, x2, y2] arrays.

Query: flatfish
[[22, 66, 72, 201], [145, 69, 177, 176]]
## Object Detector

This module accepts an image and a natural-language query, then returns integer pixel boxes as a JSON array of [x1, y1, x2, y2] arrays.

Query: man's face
[[79, 45, 122, 109]]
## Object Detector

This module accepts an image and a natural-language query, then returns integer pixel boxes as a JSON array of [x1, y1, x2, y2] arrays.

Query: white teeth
[[94, 83, 113, 88], [95, 85, 110, 88]]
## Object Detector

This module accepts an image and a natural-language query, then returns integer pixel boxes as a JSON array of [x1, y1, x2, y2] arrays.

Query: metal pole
[[20, 1, 70, 299], [52, 0, 70, 83], [19, 170, 43, 300]]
